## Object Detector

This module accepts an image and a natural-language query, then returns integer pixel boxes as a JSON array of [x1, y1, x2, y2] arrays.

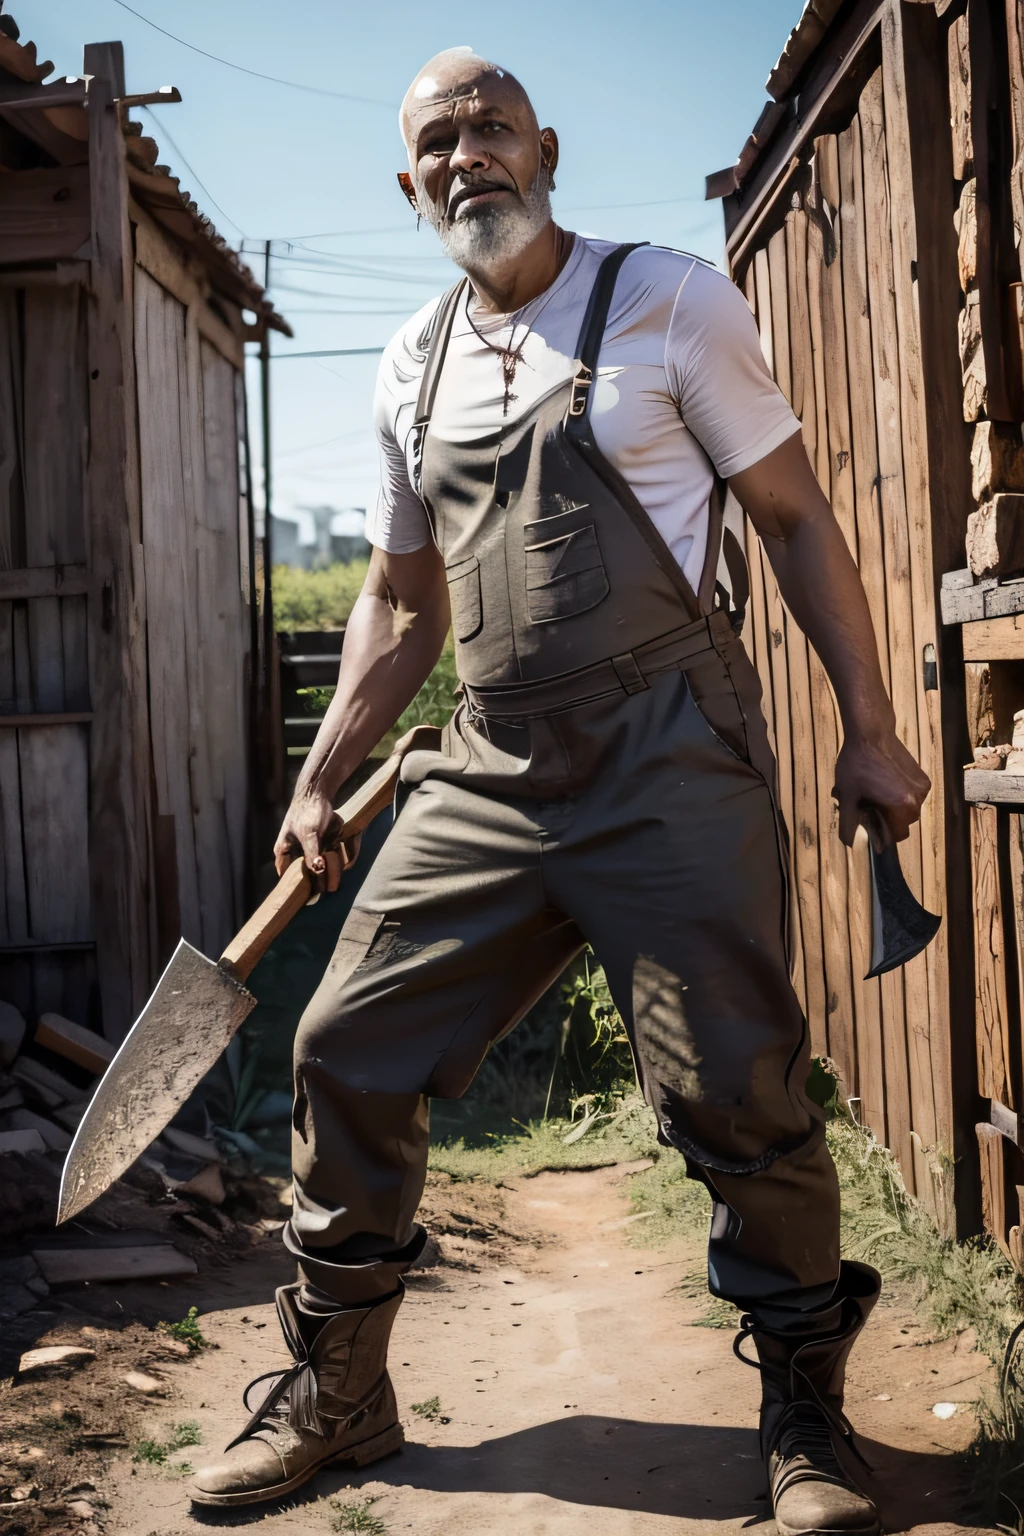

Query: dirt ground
[[1, 1162, 1000, 1536]]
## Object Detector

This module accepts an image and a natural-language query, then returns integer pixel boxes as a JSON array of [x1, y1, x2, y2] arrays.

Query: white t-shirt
[[369, 235, 799, 593]]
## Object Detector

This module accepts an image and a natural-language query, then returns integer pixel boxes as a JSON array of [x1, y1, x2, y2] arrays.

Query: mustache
[[445, 177, 518, 218]]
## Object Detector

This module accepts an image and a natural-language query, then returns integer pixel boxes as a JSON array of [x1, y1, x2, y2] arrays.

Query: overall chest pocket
[[446, 555, 482, 641], [524, 513, 610, 624]]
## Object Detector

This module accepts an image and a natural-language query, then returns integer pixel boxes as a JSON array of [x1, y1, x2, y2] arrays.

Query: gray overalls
[[286, 244, 841, 1324]]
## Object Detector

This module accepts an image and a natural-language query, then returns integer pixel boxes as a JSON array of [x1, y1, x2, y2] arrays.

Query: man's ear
[[540, 128, 559, 178], [397, 171, 420, 213]]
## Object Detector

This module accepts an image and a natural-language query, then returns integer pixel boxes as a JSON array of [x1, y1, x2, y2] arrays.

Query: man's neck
[[465, 221, 573, 314]]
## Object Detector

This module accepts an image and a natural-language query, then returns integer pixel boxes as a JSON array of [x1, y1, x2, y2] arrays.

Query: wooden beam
[[726, 0, 886, 271], [0, 713, 92, 727], [84, 73, 153, 1042], [0, 168, 91, 266], [0, 566, 88, 600], [963, 613, 1024, 659], [130, 201, 244, 370]]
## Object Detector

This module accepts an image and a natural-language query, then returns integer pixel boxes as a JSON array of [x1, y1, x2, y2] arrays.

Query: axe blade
[[58, 940, 255, 1225], [865, 836, 941, 980]]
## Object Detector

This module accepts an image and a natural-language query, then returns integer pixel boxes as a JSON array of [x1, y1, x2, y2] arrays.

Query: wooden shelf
[[941, 567, 1024, 625]]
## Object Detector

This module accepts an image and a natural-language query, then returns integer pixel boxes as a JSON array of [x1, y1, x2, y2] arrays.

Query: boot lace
[[224, 1359, 323, 1451]]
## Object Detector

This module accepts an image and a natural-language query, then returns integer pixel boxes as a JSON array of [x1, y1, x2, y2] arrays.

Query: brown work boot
[[190, 1282, 404, 1507], [736, 1261, 882, 1536]]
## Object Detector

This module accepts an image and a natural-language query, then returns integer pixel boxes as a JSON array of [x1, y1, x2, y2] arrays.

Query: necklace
[[465, 231, 575, 417], [465, 302, 532, 418]]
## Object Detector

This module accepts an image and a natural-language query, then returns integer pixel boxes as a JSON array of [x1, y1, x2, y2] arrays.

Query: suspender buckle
[[567, 362, 594, 418]]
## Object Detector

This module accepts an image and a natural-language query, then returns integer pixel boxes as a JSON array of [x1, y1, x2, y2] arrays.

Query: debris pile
[[0, 1003, 291, 1327]]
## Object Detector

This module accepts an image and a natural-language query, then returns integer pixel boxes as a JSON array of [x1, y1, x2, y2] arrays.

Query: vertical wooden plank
[[761, 230, 806, 1012], [977, 1123, 1010, 1255], [832, 121, 888, 1145], [27, 597, 65, 711], [12, 602, 30, 710], [134, 268, 202, 948], [0, 726, 27, 943], [85, 70, 152, 1040], [972, 803, 1013, 1108], [742, 263, 779, 752], [18, 725, 92, 943], [809, 138, 858, 1093], [859, 65, 919, 1190], [785, 206, 829, 1054], [1007, 0, 1024, 283], [1008, 812, 1024, 1114], [0, 599, 13, 712], [949, 11, 973, 181], [0, 292, 24, 572], [753, 248, 774, 377], [22, 287, 87, 567], [883, 0, 974, 1227], [60, 595, 90, 711]]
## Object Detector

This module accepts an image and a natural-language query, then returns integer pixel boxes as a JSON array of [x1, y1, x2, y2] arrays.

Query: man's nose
[[449, 127, 491, 177]]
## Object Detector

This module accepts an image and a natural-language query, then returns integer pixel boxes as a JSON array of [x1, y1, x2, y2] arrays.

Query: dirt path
[[105, 1164, 994, 1536]]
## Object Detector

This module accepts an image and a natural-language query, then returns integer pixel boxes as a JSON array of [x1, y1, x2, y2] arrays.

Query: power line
[[141, 105, 247, 238], [270, 347, 387, 360], [110, 0, 397, 109]]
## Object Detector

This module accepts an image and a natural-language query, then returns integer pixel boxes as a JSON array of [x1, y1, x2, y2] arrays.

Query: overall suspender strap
[[564, 243, 647, 433], [414, 279, 467, 428]]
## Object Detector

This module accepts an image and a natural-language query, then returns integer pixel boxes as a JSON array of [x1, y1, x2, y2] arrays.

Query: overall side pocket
[[446, 554, 482, 641]]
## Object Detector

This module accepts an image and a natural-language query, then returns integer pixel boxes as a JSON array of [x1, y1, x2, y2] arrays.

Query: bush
[[272, 561, 369, 631]]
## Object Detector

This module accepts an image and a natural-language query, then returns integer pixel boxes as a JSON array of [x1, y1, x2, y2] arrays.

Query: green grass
[[131, 1421, 203, 1469], [167, 1420, 203, 1450], [131, 1438, 169, 1466], [328, 1496, 389, 1534], [158, 1306, 207, 1353], [273, 560, 369, 631], [410, 1395, 452, 1424]]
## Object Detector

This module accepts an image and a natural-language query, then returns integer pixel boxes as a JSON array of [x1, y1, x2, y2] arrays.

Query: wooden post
[[83, 64, 152, 1039], [881, 0, 979, 1233]]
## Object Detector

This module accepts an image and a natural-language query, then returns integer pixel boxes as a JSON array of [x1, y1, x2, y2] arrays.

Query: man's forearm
[[761, 510, 893, 744], [295, 582, 448, 805]]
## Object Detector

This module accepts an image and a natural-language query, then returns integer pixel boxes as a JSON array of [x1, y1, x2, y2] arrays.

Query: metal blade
[[865, 839, 941, 980], [58, 939, 256, 1224]]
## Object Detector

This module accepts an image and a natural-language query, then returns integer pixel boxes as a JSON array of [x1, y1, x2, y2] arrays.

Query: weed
[[272, 560, 369, 632], [158, 1306, 207, 1353], [132, 1439, 168, 1466], [328, 1495, 389, 1534], [411, 1396, 451, 1425], [167, 1420, 202, 1450]]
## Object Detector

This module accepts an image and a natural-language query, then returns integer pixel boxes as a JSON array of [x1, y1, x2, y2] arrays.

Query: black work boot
[[190, 1281, 404, 1507], [736, 1261, 882, 1536]]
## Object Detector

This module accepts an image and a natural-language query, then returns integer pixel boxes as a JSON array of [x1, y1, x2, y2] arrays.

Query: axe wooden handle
[[218, 744, 413, 984]]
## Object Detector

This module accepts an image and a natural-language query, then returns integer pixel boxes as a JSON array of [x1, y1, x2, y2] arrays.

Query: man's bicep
[[727, 430, 830, 541]]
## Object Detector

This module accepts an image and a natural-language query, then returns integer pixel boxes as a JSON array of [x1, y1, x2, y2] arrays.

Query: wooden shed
[[708, 0, 979, 1236], [0, 19, 288, 1044]]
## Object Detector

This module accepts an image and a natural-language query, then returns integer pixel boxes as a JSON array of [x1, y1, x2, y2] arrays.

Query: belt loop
[[611, 652, 649, 695]]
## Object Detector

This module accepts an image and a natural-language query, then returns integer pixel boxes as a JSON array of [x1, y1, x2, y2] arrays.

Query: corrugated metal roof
[[0, 8, 289, 335]]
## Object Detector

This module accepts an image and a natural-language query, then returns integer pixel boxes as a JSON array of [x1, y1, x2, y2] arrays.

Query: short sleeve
[[665, 264, 801, 479], [365, 345, 432, 554]]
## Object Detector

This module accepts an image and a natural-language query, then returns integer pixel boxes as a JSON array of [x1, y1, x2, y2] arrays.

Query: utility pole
[[259, 238, 285, 803]]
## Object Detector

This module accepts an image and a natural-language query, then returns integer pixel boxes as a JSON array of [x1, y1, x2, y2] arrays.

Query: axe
[[861, 807, 941, 980], [58, 731, 435, 1226]]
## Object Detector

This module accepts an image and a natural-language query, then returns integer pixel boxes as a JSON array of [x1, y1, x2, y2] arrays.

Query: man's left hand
[[832, 731, 931, 848]]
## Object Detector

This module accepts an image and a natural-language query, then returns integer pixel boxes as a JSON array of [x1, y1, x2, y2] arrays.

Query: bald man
[[192, 51, 928, 1531]]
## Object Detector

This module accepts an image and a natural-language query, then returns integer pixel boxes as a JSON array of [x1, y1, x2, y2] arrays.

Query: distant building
[[271, 506, 370, 568]]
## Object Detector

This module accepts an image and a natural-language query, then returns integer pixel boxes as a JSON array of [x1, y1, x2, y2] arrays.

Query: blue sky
[[16, 0, 801, 533]]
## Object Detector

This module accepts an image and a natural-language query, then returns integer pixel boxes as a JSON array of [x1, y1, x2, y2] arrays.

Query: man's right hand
[[273, 787, 361, 892]]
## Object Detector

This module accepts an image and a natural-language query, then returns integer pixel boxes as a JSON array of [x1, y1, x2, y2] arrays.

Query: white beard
[[432, 168, 552, 271]]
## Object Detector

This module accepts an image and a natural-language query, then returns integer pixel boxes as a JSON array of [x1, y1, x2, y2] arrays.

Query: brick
[[967, 493, 1024, 577]]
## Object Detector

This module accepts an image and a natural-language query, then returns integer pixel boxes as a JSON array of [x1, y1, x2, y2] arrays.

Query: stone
[[10, 1057, 86, 1108], [176, 1162, 226, 1205], [957, 177, 977, 292], [0, 1283, 41, 1320], [1005, 749, 1024, 772], [66, 1500, 95, 1519], [972, 746, 1004, 768], [0, 1001, 25, 1067], [0, 1254, 41, 1286], [10, 1484, 39, 1501], [0, 1128, 46, 1156], [960, 292, 987, 423], [6, 1109, 72, 1153], [18, 1346, 96, 1375], [972, 421, 1024, 502], [123, 1370, 164, 1394], [967, 494, 1024, 577]]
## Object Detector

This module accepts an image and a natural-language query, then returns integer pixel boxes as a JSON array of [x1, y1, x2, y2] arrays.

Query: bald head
[[400, 49, 537, 150]]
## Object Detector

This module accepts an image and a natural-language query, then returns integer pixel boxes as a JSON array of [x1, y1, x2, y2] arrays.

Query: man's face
[[403, 68, 556, 271]]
